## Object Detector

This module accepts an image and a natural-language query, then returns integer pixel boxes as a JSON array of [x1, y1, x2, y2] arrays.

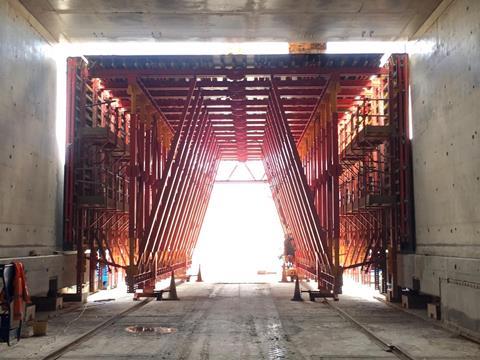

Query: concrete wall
[[0, 253, 76, 296], [401, 0, 480, 338], [0, 0, 75, 295]]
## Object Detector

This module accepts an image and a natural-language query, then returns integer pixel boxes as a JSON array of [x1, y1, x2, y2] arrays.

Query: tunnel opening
[[63, 53, 413, 301], [193, 160, 284, 283]]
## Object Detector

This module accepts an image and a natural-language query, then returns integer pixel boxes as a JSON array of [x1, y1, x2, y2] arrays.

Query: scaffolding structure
[[296, 54, 413, 297], [65, 54, 413, 298]]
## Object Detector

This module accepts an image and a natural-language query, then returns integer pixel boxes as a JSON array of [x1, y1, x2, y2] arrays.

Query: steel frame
[[88, 54, 384, 161], [133, 84, 220, 291], [69, 69, 134, 294], [295, 54, 413, 297], [263, 78, 338, 293], [65, 54, 412, 298]]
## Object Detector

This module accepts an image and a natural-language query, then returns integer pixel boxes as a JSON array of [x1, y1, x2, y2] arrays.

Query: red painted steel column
[[127, 110, 138, 292]]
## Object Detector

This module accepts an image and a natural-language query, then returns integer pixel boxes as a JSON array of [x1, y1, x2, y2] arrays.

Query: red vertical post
[[128, 107, 138, 292], [332, 112, 341, 293], [387, 54, 413, 300]]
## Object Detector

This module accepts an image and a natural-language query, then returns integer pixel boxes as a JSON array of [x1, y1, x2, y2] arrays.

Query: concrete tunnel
[[1, 0, 479, 358]]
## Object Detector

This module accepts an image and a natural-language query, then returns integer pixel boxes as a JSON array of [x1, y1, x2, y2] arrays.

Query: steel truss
[[66, 58, 219, 295], [295, 54, 413, 298], [132, 84, 220, 292], [65, 54, 413, 298], [263, 79, 338, 294]]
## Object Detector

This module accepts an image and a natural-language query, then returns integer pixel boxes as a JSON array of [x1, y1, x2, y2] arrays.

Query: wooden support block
[[402, 293, 429, 309], [63, 292, 88, 303], [133, 290, 156, 301], [427, 303, 441, 320], [31, 296, 63, 311], [55, 296, 63, 310], [387, 289, 400, 302]]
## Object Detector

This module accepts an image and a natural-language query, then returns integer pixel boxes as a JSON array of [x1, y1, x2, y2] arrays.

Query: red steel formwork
[[64, 54, 413, 297], [296, 54, 413, 297]]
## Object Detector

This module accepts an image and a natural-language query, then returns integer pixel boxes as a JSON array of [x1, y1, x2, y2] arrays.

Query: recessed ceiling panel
[[20, 0, 441, 42]]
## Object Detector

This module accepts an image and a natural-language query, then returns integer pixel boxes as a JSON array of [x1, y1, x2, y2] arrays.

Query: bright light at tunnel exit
[[192, 161, 285, 283]]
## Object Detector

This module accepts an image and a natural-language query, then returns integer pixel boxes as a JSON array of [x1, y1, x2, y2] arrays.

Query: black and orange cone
[[291, 276, 303, 301], [196, 265, 203, 282], [169, 270, 179, 300]]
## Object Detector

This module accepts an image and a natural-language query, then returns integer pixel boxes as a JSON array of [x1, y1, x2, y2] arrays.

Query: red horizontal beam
[[103, 78, 331, 90], [91, 66, 387, 78], [114, 88, 324, 98], [161, 107, 320, 114], [165, 112, 308, 121], [151, 98, 318, 107]]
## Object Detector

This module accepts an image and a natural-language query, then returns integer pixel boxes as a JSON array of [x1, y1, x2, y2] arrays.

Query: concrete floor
[[1, 282, 479, 359]]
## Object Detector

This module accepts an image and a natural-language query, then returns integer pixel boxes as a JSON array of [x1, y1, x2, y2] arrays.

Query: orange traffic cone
[[169, 270, 179, 300], [291, 276, 303, 301], [196, 265, 203, 282]]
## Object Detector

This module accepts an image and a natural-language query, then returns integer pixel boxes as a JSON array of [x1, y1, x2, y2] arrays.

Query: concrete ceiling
[[20, 0, 442, 43]]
